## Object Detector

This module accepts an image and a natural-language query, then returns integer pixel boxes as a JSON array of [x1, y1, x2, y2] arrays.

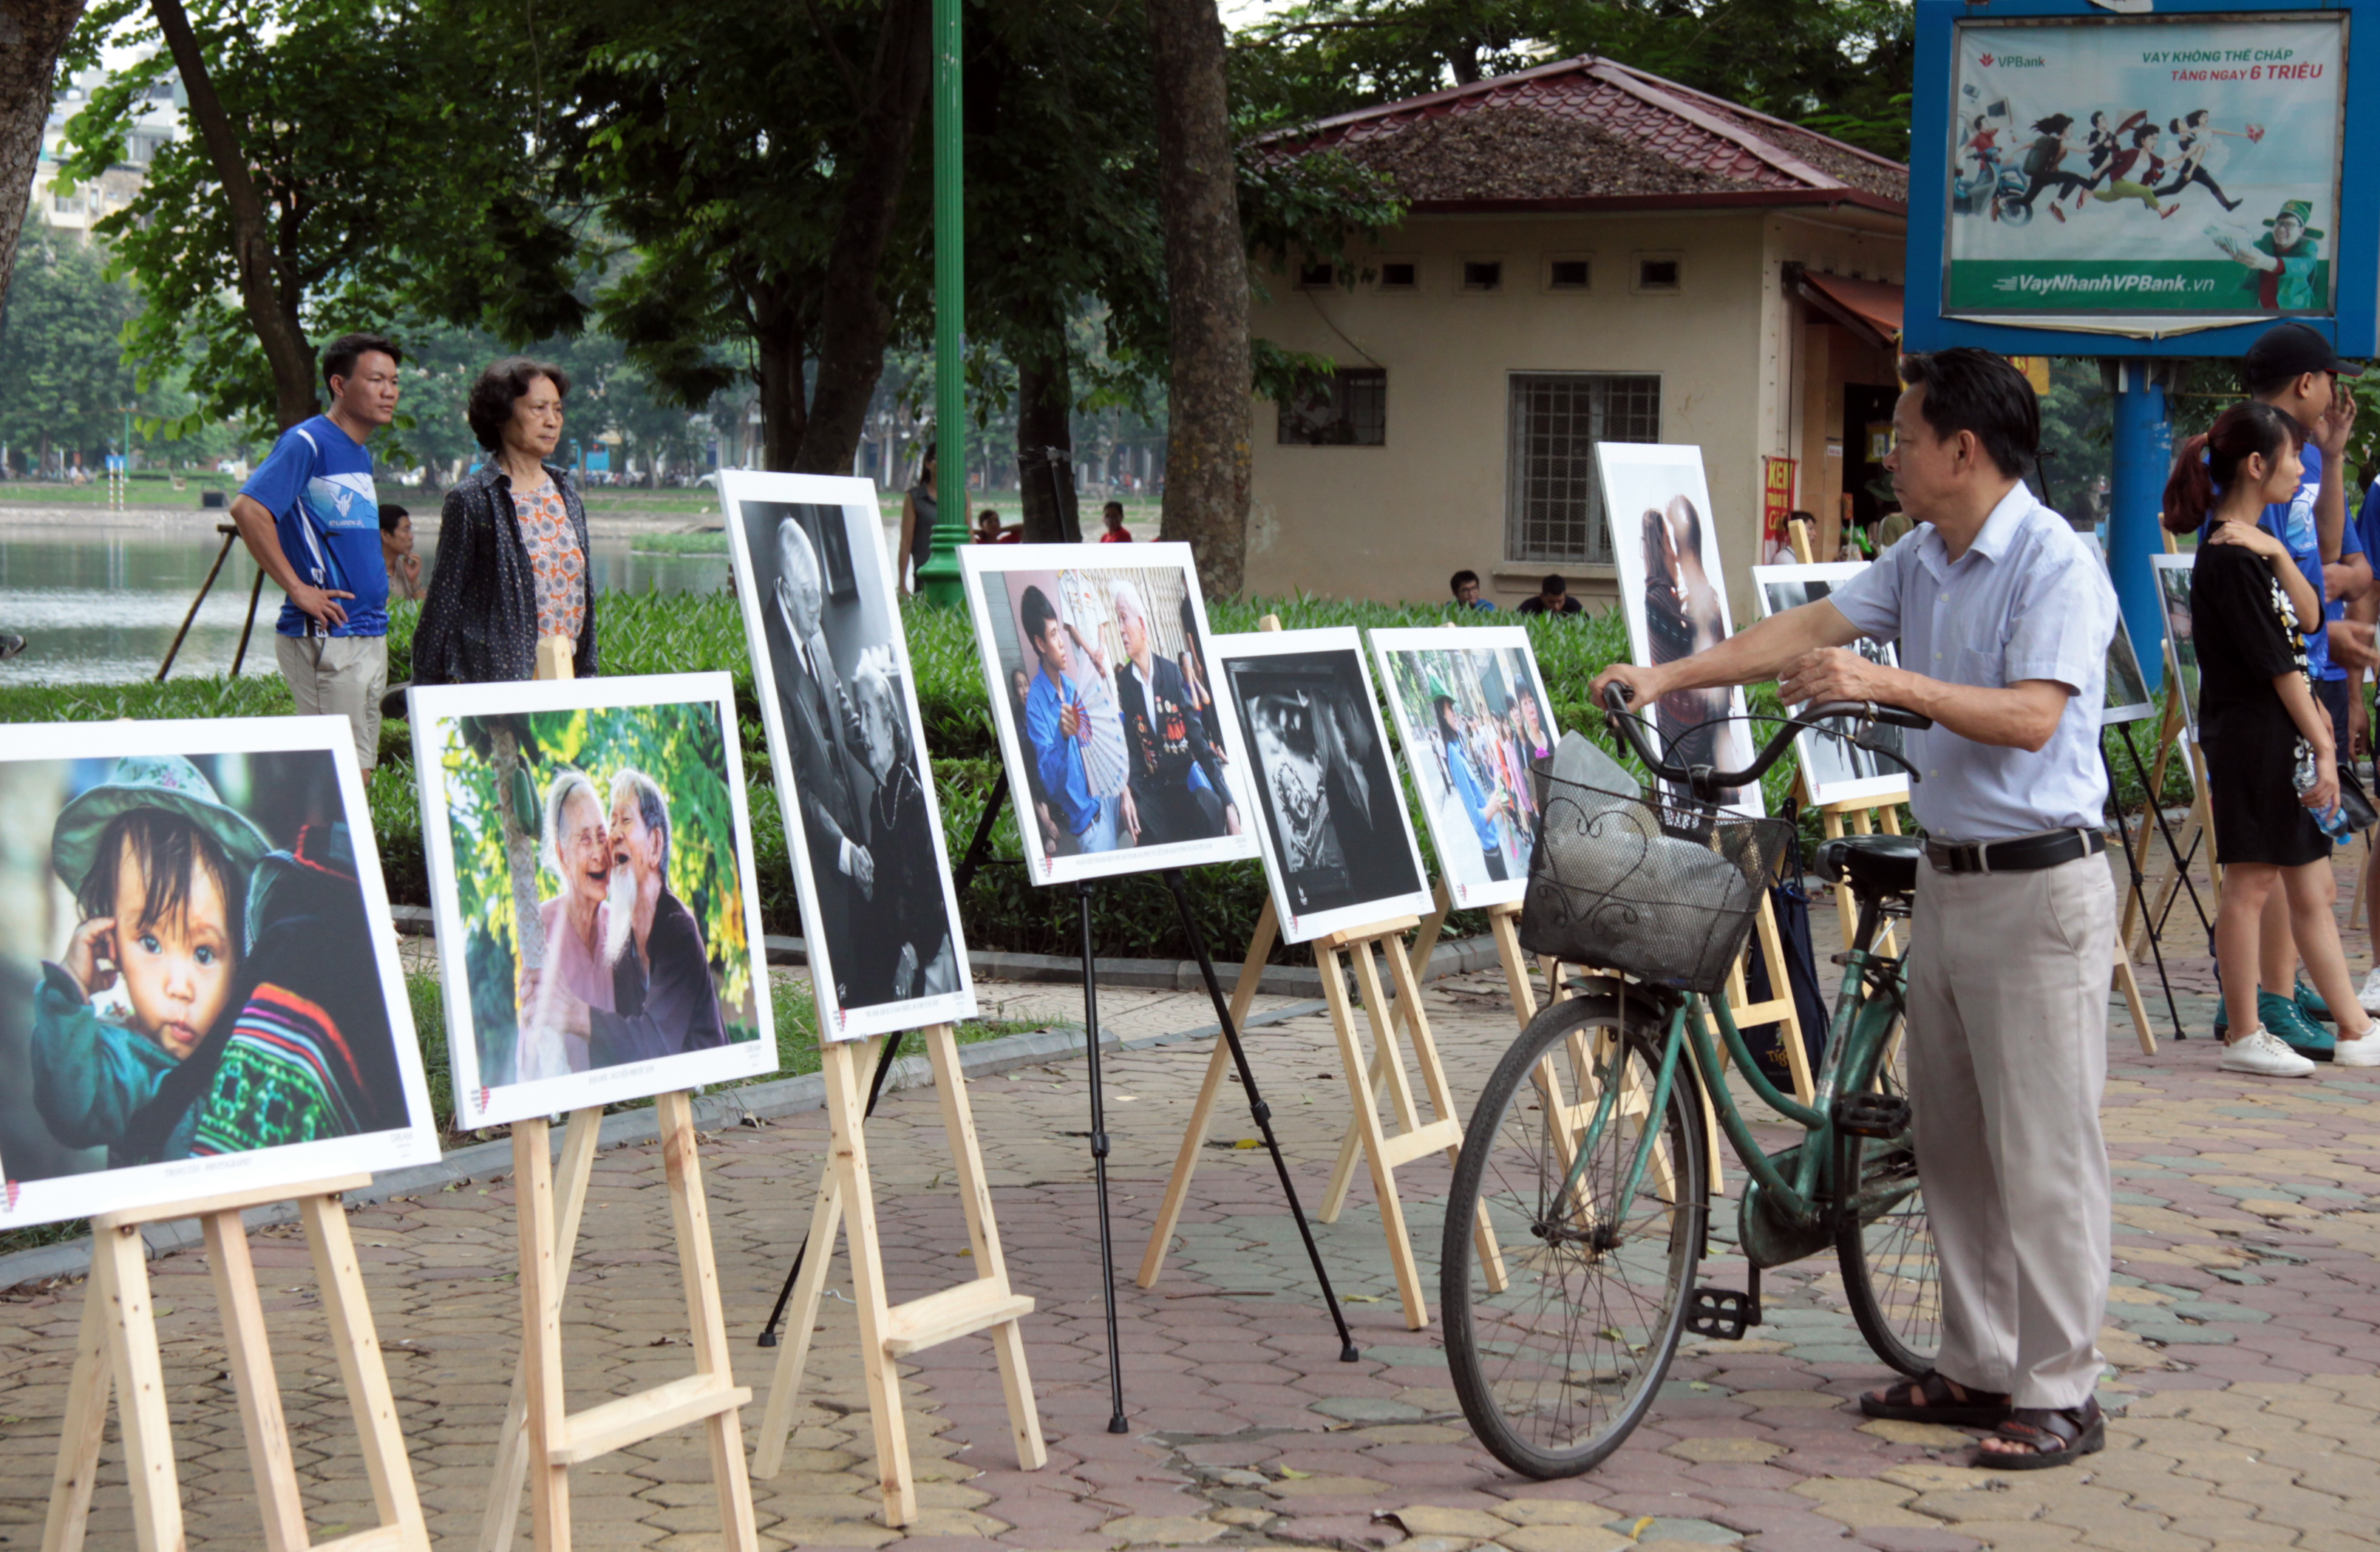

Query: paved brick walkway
[[11, 854, 2380, 1550]]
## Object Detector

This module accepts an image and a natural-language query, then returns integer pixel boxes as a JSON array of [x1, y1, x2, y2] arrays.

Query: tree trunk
[[149, 0, 318, 430], [1015, 347, 1079, 542], [0, 0, 87, 306], [793, 0, 934, 477], [753, 282, 808, 472], [1146, 0, 1251, 598]]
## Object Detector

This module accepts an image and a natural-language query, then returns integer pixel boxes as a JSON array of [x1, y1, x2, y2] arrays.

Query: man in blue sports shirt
[[2208, 324, 2369, 1050], [230, 332, 404, 772]]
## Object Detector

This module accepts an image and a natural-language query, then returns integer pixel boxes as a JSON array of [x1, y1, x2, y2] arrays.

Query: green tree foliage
[[0, 236, 137, 470], [1231, 0, 1914, 160]]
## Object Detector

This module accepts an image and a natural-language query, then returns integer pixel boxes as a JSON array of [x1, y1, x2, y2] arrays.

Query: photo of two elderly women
[[722, 481, 973, 1039]]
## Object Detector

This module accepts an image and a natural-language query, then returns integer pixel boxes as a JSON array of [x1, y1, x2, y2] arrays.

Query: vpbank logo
[[1979, 52, 2046, 67]]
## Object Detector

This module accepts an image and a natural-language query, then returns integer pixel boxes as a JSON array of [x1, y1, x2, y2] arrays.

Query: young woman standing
[[2169, 401, 2380, 1075]]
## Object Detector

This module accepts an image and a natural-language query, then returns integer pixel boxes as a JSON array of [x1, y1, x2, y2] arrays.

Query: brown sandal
[[1858, 1371, 2011, 1427], [1976, 1400, 2106, 1470]]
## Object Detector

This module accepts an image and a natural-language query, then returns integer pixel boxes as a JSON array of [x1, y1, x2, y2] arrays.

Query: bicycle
[[1441, 687, 1944, 1479]]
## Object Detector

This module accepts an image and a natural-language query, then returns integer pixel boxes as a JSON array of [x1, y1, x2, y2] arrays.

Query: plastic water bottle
[[2296, 749, 2354, 845]]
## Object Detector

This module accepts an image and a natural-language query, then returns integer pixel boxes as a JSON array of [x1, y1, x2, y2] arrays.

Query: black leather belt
[[1924, 828, 2106, 875]]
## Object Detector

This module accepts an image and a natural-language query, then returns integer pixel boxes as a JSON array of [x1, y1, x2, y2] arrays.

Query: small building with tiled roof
[[1244, 54, 1910, 615]]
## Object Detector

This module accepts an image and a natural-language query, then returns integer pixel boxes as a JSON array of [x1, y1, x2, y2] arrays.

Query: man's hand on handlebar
[[1588, 662, 1665, 711], [1778, 646, 1901, 711]]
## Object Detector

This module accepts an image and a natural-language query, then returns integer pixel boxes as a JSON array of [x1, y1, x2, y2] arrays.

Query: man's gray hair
[[611, 767, 671, 876], [542, 767, 602, 879], [1109, 577, 1146, 627], [776, 517, 819, 590]]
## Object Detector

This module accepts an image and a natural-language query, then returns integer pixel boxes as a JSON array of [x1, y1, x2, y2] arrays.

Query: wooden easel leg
[[205, 1209, 310, 1552], [926, 1024, 1047, 1471], [654, 1091, 761, 1552], [1381, 932, 1506, 1293], [823, 1038, 920, 1528], [1487, 904, 1537, 1024], [482, 1108, 602, 1552], [41, 1265, 113, 1552], [513, 1117, 573, 1552], [95, 1221, 182, 1552], [754, 1165, 845, 1477], [1327, 942, 1431, 1330], [1321, 990, 1395, 1224], [2114, 950, 2157, 1057], [299, 1192, 432, 1548]]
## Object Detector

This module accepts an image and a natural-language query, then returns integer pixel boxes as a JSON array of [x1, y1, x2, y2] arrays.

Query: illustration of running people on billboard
[[1943, 14, 2342, 319]]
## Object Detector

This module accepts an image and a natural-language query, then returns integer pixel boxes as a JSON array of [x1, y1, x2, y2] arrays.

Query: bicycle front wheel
[[1835, 1046, 1942, 1375], [1442, 991, 1708, 1479]]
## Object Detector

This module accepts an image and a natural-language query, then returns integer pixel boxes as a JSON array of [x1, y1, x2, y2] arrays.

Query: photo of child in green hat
[[0, 732, 431, 1228]]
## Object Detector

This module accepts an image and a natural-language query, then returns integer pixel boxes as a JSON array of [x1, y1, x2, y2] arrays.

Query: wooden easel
[[478, 633, 760, 1552], [1138, 894, 1503, 1330], [483, 1097, 758, 1552], [44, 1174, 430, 1552], [751, 1026, 1046, 1527]]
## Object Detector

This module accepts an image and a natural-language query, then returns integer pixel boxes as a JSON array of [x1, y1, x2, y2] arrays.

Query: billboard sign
[[1907, 0, 2379, 359]]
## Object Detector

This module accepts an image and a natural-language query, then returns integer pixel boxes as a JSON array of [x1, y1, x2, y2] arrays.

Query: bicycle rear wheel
[[1442, 992, 1707, 1479], [1835, 1042, 1942, 1376]]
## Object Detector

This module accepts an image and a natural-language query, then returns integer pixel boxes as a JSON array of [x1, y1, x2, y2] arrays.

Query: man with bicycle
[[1591, 348, 2119, 1470]]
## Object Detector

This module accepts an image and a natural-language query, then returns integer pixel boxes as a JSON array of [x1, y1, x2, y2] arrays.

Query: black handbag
[[1741, 798, 1830, 1092], [2337, 762, 2379, 832]]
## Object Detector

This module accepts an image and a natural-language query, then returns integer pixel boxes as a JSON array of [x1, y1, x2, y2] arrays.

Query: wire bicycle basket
[[1518, 763, 1795, 995]]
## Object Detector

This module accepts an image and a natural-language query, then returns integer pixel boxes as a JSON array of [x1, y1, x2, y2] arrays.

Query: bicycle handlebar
[[1599, 682, 1933, 798]]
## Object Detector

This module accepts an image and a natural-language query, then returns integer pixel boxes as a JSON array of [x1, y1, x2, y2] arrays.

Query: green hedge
[[0, 587, 2181, 964]]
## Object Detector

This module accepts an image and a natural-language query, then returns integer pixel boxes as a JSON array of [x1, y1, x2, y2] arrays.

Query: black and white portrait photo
[[719, 472, 975, 1042], [1211, 628, 1432, 943], [1751, 562, 1909, 807]]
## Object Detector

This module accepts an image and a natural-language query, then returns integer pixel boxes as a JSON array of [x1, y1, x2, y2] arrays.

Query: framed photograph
[[958, 543, 1261, 885], [411, 674, 775, 1130], [1599, 443, 1767, 816], [1211, 627, 1433, 943], [718, 471, 976, 1043], [2104, 613, 2157, 727], [0, 717, 436, 1231], [1369, 627, 1560, 911], [1751, 562, 1912, 809], [2153, 552, 2200, 741]]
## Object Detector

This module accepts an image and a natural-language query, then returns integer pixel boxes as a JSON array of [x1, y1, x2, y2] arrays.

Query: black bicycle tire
[[1833, 1052, 1942, 1377], [1441, 992, 1707, 1480]]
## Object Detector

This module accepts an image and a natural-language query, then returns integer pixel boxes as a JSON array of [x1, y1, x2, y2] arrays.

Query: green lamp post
[[913, 0, 972, 607]]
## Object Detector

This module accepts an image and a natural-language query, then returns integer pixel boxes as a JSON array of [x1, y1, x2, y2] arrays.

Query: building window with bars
[[1505, 373, 1661, 565], [1278, 368, 1387, 446]]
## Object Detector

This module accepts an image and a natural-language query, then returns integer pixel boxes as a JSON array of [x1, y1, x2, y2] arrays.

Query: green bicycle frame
[[1561, 936, 1911, 1233]]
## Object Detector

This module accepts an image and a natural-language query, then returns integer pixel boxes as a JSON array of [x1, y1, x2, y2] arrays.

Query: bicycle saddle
[[1816, 834, 1922, 898]]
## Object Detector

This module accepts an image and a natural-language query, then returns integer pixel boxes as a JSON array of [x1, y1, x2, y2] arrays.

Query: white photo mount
[[1750, 562, 1914, 809], [2104, 612, 2159, 727], [957, 542, 1260, 885], [716, 470, 978, 1044], [410, 673, 777, 1130], [0, 715, 436, 1230], [2152, 552, 2200, 743], [1209, 626, 1435, 944], [1368, 625, 1560, 912]]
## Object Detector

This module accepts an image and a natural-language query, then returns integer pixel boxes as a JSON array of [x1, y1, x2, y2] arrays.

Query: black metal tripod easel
[[752, 771, 1359, 1437]]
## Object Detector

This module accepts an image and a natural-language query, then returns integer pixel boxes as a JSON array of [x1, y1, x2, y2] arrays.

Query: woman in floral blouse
[[413, 358, 599, 684]]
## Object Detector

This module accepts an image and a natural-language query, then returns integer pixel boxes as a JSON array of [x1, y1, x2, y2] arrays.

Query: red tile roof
[[1254, 55, 1908, 215]]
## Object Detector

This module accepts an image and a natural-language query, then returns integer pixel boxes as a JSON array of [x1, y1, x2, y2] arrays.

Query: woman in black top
[[2166, 401, 2380, 1072]]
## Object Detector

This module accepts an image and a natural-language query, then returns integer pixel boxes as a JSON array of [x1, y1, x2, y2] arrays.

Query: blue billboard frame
[[1906, 0, 2378, 360]]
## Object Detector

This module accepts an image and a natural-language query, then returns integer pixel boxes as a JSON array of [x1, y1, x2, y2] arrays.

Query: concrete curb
[[0, 997, 1332, 1293], [387, 903, 1512, 998]]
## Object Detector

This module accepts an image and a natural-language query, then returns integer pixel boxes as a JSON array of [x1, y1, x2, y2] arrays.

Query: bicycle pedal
[[1686, 1286, 1755, 1341], [1833, 1092, 1911, 1140]]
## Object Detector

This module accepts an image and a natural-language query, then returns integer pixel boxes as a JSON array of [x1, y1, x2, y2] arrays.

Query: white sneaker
[[2220, 1029, 2318, 1078], [2360, 966, 2380, 1015], [2335, 1028, 2380, 1067]]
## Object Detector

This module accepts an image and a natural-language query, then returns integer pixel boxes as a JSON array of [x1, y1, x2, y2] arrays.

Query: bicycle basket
[[1517, 769, 1795, 995]]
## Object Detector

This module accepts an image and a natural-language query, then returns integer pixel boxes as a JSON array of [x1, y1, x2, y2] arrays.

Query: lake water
[[0, 526, 734, 686]]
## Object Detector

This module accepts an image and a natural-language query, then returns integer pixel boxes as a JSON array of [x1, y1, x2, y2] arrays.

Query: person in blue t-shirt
[[2206, 324, 2368, 1050], [230, 332, 404, 772]]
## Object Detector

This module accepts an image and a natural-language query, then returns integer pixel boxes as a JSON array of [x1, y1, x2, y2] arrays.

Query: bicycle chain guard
[[1737, 1143, 1832, 1270]]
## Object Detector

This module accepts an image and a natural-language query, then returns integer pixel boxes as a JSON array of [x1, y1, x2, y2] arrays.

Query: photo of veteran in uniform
[[1212, 628, 1432, 943], [960, 543, 1259, 885], [718, 471, 975, 1042], [0, 726, 435, 1230]]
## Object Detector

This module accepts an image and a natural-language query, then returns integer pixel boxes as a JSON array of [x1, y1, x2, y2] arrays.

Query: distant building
[[1245, 55, 1908, 617], [27, 65, 186, 242]]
